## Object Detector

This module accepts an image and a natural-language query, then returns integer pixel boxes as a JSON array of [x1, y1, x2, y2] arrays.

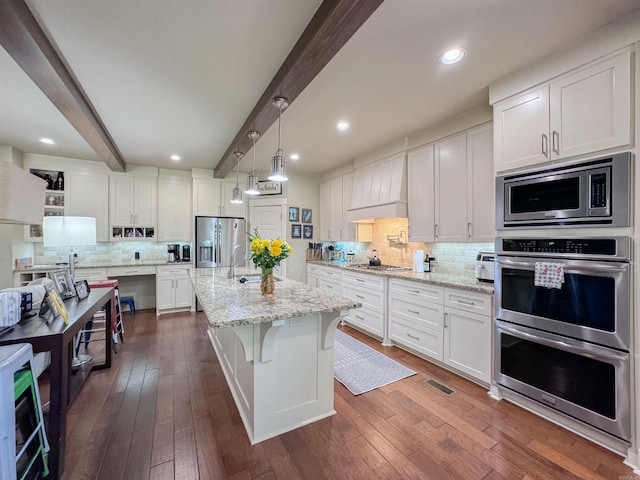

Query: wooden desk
[[0, 287, 113, 479]]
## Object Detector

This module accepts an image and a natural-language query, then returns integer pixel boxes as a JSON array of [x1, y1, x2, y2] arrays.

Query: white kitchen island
[[191, 267, 360, 444]]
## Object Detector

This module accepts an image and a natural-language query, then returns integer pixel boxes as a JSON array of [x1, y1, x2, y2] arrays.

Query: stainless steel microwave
[[496, 152, 632, 229]]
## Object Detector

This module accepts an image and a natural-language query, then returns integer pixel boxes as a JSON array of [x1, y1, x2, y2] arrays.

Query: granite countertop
[[15, 260, 193, 273], [308, 260, 494, 295], [191, 267, 361, 328]]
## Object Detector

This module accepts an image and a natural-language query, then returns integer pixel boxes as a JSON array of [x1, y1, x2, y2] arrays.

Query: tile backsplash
[[34, 242, 187, 265], [327, 217, 493, 275]]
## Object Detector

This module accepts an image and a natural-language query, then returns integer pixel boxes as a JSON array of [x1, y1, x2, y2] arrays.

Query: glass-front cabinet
[[25, 169, 66, 242]]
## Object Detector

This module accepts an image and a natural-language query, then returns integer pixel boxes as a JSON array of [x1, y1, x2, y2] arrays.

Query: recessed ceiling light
[[170, 154, 181, 161], [39, 137, 55, 145], [290, 153, 300, 161], [440, 48, 466, 65], [337, 121, 350, 131]]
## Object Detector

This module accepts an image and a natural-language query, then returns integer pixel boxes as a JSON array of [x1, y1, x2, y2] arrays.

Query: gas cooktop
[[349, 264, 411, 271]]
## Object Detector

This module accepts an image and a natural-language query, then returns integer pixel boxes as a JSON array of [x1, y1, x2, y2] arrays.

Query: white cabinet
[[24, 168, 66, 242], [157, 178, 191, 241], [389, 279, 492, 384], [350, 153, 406, 210], [193, 178, 245, 218], [408, 123, 494, 243], [342, 271, 385, 339], [443, 288, 492, 384], [156, 265, 193, 314], [319, 176, 343, 241], [109, 175, 157, 240], [308, 264, 342, 295], [466, 123, 495, 242], [340, 173, 357, 241], [66, 172, 109, 242], [494, 50, 631, 172], [407, 144, 435, 242], [73, 268, 108, 282]]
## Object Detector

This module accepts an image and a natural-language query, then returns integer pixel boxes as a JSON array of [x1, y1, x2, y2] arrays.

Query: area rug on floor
[[334, 329, 416, 395]]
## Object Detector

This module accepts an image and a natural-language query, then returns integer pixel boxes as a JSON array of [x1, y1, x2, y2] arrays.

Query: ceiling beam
[[214, 0, 384, 178], [0, 0, 126, 171]]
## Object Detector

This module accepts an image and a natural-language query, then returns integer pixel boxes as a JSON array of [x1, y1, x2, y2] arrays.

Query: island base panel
[[208, 312, 341, 444]]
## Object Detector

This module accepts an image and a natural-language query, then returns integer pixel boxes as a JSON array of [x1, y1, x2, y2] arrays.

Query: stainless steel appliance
[[167, 244, 180, 263], [195, 216, 246, 268], [494, 237, 631, 442], [475, 252, 495, 282], [181, 245, 190, 262], [496, 152, 631, 229]]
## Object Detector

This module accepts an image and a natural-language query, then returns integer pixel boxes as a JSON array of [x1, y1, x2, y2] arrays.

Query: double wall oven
[[494, 237, 632, 443]]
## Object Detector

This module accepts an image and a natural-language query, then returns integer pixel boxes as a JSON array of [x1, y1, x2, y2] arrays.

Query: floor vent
[[425, 379, 454, 395]]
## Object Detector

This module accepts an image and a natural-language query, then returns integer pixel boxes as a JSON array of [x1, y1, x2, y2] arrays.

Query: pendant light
[[230, 151, 244, 204], [245, 130, 261, 195], [268, 96, 289, 182]]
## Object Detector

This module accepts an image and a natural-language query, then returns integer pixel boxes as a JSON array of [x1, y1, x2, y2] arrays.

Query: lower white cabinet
[[389, 278, 492, 384], [306, 264, 342, 294], [342, 271, 385, 339], [156, 265, 193, 314]]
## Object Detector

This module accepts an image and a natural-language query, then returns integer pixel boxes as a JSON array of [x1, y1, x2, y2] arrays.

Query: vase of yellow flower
[[248, 229, 292, 295]]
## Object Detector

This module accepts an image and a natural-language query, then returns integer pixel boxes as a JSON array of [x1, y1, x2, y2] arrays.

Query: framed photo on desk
[[52, 270, 75, 299], [74, 280, 90, 301]]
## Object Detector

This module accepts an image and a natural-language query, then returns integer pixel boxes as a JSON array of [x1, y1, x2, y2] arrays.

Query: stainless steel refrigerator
[[195, 216, 247, 268]]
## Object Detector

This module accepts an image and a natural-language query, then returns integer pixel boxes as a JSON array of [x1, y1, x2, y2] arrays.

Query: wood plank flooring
[[56, 309, 633, 479]]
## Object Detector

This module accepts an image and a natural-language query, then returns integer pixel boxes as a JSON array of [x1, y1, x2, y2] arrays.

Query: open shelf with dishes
[[26, 169, 66, 242]]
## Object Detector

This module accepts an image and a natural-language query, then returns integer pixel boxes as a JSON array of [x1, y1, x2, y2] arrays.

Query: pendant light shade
[[230, 151, 244, 204], [245, 130, 261, 195], [268, 96, 289, 182]]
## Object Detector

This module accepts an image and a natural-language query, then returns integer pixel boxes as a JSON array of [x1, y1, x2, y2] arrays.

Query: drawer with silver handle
[[343, 285, 384, 312], [107, 265, 156, 277], [342, 271, 384, 290], [389, 316, 443, 362], [443, 288, 492, 316], [344, 307, 384, 338], [389, 296, 444, 330], [390, 278, 443, 304]]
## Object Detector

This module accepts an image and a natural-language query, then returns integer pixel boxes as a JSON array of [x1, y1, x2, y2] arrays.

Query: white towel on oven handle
[[534, 262, 564, 289]]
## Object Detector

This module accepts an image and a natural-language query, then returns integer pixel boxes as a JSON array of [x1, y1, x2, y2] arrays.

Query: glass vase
[[260, 267, 275, 295]]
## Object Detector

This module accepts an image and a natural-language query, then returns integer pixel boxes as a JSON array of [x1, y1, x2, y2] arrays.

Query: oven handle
[[496, 257, 629, 273], [497, 322, 629, 362]]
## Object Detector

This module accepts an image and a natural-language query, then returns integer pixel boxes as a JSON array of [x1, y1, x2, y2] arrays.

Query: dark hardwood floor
[[56, 309, 633, 479]]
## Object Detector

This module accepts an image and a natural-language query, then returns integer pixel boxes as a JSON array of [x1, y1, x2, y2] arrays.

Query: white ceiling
[[1, 0, 639, 176]]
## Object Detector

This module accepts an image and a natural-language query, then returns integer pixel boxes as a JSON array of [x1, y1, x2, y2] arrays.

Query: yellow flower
[[251, 238, 262, 251], [262, 239, 270, 248], [272, 239, 283, 248], [270, 245, 282, 257], [284, 242, 292, 253]]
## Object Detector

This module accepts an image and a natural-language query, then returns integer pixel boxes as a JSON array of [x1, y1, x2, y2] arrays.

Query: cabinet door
[[174, 275, 193, 308], [156, 276, 175, 310], [466, 124, 495, 242], [330, 176, 343, 240], [158, 179, 191, 241], [221, 181, 245, 218], [133, 177, 157, 226], [67, 172, 109, 241], [319, 181, 332, 240], [341, 173, 357, 241], [444, 307, 491, 384], [110, 175, 134, 226], [434, 133, 468, 242], [549, 51, 631, 160], [494, 86, 550, 172], [193, 178, 222, 216], [407, 144, 435, 242]]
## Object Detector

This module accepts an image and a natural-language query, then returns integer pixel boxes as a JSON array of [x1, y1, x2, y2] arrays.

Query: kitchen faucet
[[228, 244, 243, 278]]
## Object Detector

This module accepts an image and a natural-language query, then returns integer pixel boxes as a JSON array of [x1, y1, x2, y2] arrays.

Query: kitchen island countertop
[[14, 260, 193, 273], [191, 267, 361, 328], [308, 260, 494, 294]]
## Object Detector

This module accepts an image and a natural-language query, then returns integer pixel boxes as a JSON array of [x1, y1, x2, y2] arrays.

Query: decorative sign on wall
[[258, 181, 282, 195]]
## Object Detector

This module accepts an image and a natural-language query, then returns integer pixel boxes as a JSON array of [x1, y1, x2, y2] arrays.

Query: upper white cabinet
[[340, 173, 357, 241], [66, 171, 109, 242], [408, 123, 494, 243], [494, 50, 631, 172], [157, 178, 191, 241], [109, 175, 157, 240], [319, 176, 343, 241], [193, 178, 245, 218]]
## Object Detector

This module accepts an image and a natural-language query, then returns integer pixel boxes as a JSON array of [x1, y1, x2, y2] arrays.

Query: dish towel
[[534, 262, 564, 289]]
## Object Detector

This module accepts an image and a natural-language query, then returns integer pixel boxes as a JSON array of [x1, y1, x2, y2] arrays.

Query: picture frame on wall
[[289, 207, 300, 222], [291, 224, 302, 239], [303, 225, 313, 239], [301, 208, 312, 224]]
